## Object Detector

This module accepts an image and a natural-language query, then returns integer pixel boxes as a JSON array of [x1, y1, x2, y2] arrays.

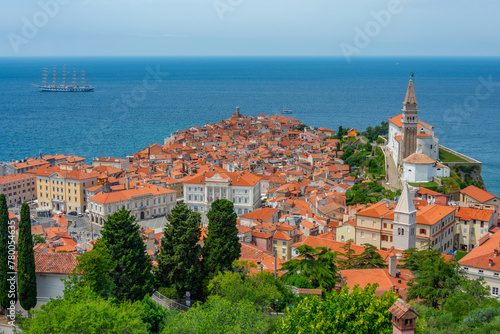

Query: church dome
[[402, 153, 435, 165]]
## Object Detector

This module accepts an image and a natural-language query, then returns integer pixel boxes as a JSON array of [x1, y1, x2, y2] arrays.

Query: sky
[[1, 0, 499, 57]]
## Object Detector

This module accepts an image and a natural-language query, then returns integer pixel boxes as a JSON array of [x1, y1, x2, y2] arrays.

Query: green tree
[[285, 274, 313, 289], [100, 207, 154, 301], [275, 284, 398, 334], [0, 194, 11, 311], [64, 240, 114, 299], [353, 243, 385, 269], [442, 274, 500, 322], [163, 296, 274, 334], [33, 235, 46, 244], [339, 239, 356, 269], [19, 288, 149, 334], [406, 251, 460, 308], [208, 271, 281, 310], [136, 294, 174, 334], [156, 203, 203, 303], [18, 203, 37, 312], [281, 245, 338, 292], [203, 199, 240, 275]]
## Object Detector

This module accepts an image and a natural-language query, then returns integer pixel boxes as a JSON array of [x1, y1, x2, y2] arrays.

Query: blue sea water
[[0, 56, 499, 195]]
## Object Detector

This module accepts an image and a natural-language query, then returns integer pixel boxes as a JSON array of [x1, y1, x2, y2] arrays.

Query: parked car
[[68, 211, 78, 216], [78, 213, 84, 217]]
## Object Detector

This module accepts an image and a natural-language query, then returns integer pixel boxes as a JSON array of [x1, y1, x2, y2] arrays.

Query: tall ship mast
[[32, 65, 94, 92]]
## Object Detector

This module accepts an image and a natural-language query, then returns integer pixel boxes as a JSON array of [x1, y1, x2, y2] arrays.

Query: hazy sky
[[1, 0, 499, 57]]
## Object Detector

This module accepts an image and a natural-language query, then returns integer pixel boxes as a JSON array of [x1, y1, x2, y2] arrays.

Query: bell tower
[[400, 74, 419, 163], [393, 180, 417, 250]]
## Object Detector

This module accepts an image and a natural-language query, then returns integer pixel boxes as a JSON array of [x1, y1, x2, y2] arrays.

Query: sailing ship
[[32, 65, 94, 92]]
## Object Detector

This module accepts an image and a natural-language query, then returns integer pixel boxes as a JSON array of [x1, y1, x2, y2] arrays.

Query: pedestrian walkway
[[382, 146, 401, 191], [151, 291, 190, 312]]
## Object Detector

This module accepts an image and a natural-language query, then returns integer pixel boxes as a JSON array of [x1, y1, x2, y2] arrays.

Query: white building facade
[[183, 171, 261, 225], [402, 153, 450, 183], [88, 184, 176, 225]]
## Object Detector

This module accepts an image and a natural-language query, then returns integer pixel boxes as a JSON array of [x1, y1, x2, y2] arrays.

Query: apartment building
[[0, 173, 37, 206], [88, 183, 176, 225], [355, 191, 455, 253], [460, 185, 499, 223], [29, 165, 99, 214], [459, 231, 500, 299], [455, 206, 495, 251]]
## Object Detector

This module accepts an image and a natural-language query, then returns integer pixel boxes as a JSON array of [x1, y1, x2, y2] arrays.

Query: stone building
[[88, 183, 176, 225]]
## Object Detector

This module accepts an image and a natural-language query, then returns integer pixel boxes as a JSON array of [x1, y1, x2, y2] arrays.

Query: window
[[273, 240, 277, 244], [479, 270, 484, 275], [360, 231, 364, 238], [494, 273, 499, 278], [420, 228, 426, 235], [383, 223, 387, 228], [492, 287, 499, 297]]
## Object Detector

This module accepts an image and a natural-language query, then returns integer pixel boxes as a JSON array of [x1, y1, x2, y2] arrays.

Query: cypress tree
[[0, 194, 11, 311], [156, 203, 203, 303], [203, 199, 241, 275], [100, 207, 154, 301], [18, 203, 37, 311]]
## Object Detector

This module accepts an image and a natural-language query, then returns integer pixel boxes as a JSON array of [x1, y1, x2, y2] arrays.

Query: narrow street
[[382, 146, 401, 192]]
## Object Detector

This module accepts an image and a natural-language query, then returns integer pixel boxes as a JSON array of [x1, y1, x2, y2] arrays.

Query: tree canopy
[[156, 202, 204, 303], [405, 248, 461, 308], [17, 203, 37, 311], [100, 207, 155, 301], [275, 284, 398, 334], [163, 296, 274, 334], [20, 288, 150, 334], [64, 240, 114, 299], [281, 245, 338, 292], [353, 243, 385, 269], [208, 271, 281, 311], [203, 199, 241, 275]]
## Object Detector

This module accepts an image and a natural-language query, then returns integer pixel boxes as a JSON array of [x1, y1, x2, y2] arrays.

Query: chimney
[[489, 258, 494, 268], [495, 249, 499, 257], [389, 255, 397, 277], [126, 176, 130, 190], [48, 240, 54, 249]]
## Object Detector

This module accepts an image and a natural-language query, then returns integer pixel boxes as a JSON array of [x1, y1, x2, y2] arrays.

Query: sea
[[0, 57, 499, 195]]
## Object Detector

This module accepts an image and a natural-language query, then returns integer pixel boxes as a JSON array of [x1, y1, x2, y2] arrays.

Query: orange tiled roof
[[455, 206, 493, 222], [461, 185, 498, 203], [416, 205, 455, 225], [459, 230, 500, 270], [239, 207, 279, 222]]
